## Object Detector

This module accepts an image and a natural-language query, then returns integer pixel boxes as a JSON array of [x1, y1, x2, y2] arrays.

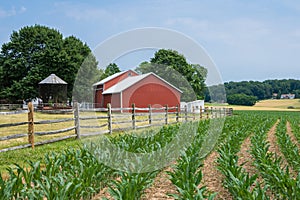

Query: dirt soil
[[266, 121, 284, 163], [202, 151, 232, 200], [141, 167, 177, 200], [237, 136, 257, 176], [92, 184, 112, 200], [266, 120, 296, 178]]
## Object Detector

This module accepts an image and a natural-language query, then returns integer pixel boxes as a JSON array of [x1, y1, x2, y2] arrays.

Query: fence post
[[165, 105, 168, 125], [206, 107, 209, 119], [200, 106, 203, 119], [192, 106, 195, 120], [184, 105, 188, 122], [74, 102, 81, 139], [176, 105, 179, 122], [211, 107, 213, 118], [107, 103, 112, 134], [132, 103, 136, 130], [28, 102, 34, 149], [223, 108, 226, 117], [148, 104, 152, 125]]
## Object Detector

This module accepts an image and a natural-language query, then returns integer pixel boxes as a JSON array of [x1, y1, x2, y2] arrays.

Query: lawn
[[0, 109, 170, 175], [0, 112, 75, 149]]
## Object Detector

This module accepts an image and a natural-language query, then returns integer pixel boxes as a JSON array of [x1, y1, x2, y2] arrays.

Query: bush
[[227, 94, 257, 106]]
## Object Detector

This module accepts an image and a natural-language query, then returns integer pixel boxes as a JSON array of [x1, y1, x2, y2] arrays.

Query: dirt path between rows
[[266, 120, 285, 164], [92, 181, 114, 199], [286, 121, 300, 150], [266, 120, 297, 178], [237, 136, 257, 176], [202, 151, 232, 200], [141, 167, 177, 200]]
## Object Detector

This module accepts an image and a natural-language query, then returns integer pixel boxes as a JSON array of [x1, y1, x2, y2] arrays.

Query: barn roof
[[93, 70, 135, 86], [102, 72, 182, 94], [39, 74, 67, 84]]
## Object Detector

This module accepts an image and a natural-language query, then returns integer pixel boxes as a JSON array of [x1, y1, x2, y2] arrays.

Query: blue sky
[[1, 0, 300, 83]]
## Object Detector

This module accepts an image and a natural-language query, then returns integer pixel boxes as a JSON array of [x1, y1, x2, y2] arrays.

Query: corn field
[[0, 111, 300, 199]]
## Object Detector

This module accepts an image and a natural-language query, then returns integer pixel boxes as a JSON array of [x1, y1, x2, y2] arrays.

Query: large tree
[[0, 25, 99, 103], [136, 49, 207, 101], [100, 63, 121, 80]]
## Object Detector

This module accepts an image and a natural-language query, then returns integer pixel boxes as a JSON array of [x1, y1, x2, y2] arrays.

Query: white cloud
[[54, 2, 111, 21], [0, 6, 26, 18]]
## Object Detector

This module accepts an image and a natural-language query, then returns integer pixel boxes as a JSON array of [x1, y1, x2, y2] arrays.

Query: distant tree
[[211, 79, 300, 103], [137, 62, 196, 102], [100, 63, 121, 80], [136, 49, 207, 101], [0, 25, 99, 103], [73, 54, 102, 103], [205, 84, 226, 103], [227, 94, 257, 106]]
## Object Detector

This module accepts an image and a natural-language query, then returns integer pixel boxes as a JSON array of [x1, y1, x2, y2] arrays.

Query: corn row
[[103, 124, 181, 199], [288, 116, 300, 143], [0, 148, 112, 199], [167, 120, 216, 199], [275, 117, 300, 172], [216, 114, 275, 199], [250, 124, 300, 199]]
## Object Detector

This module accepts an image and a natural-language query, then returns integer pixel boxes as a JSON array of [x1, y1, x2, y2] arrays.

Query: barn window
[[128, 72, 132, 76]]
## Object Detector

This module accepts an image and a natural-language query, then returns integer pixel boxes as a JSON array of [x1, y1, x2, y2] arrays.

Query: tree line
[[0, 25, 100, 104], [205, 79, 300, 106]]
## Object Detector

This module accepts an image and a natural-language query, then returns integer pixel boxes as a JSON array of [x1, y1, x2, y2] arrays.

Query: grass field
[[206, 99, 300, 111]]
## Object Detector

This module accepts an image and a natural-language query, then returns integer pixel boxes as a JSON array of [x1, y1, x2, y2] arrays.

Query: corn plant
[[105, 171, 158, 200], [216, 114, 275, 200], [251, 127, 300, 199], [167, 120, 216, 199], [0, 147, 112, 200], [97, 124, 182, 199], [287, 116, 300, 144], [275, 117, 300, 172]]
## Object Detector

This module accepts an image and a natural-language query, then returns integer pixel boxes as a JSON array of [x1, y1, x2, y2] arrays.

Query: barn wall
[[103, 93, 120, 108], [94, 85, 103, 108], [104, 70, 138, 90], [122, 74, 180, 108]]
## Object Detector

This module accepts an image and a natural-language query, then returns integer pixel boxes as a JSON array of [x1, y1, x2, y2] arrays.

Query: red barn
[[93, 70, 182, 109]]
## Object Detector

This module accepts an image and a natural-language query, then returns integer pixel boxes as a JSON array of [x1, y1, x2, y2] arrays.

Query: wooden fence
[[0, 103, 233, 153]]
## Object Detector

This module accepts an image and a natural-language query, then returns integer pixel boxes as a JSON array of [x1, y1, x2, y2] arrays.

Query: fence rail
[[0, 102, 233, 153]]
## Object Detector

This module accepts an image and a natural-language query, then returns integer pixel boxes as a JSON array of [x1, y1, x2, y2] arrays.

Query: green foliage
[[100, 63, 121, 80], [73, 53, 101, 103], [0, 25, 99, 103], [227, 94, 257, 106], [167, 120, 216, 199], [205, 79, 300, 103], [106, 171, 158, 200], [135, 49, 207, 101], [216, 113, 276, 200], [97, 124, 181, 199], [275, 117, 300, 172], [0, 147, 112, 200], [251, 121, 300, 199]]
